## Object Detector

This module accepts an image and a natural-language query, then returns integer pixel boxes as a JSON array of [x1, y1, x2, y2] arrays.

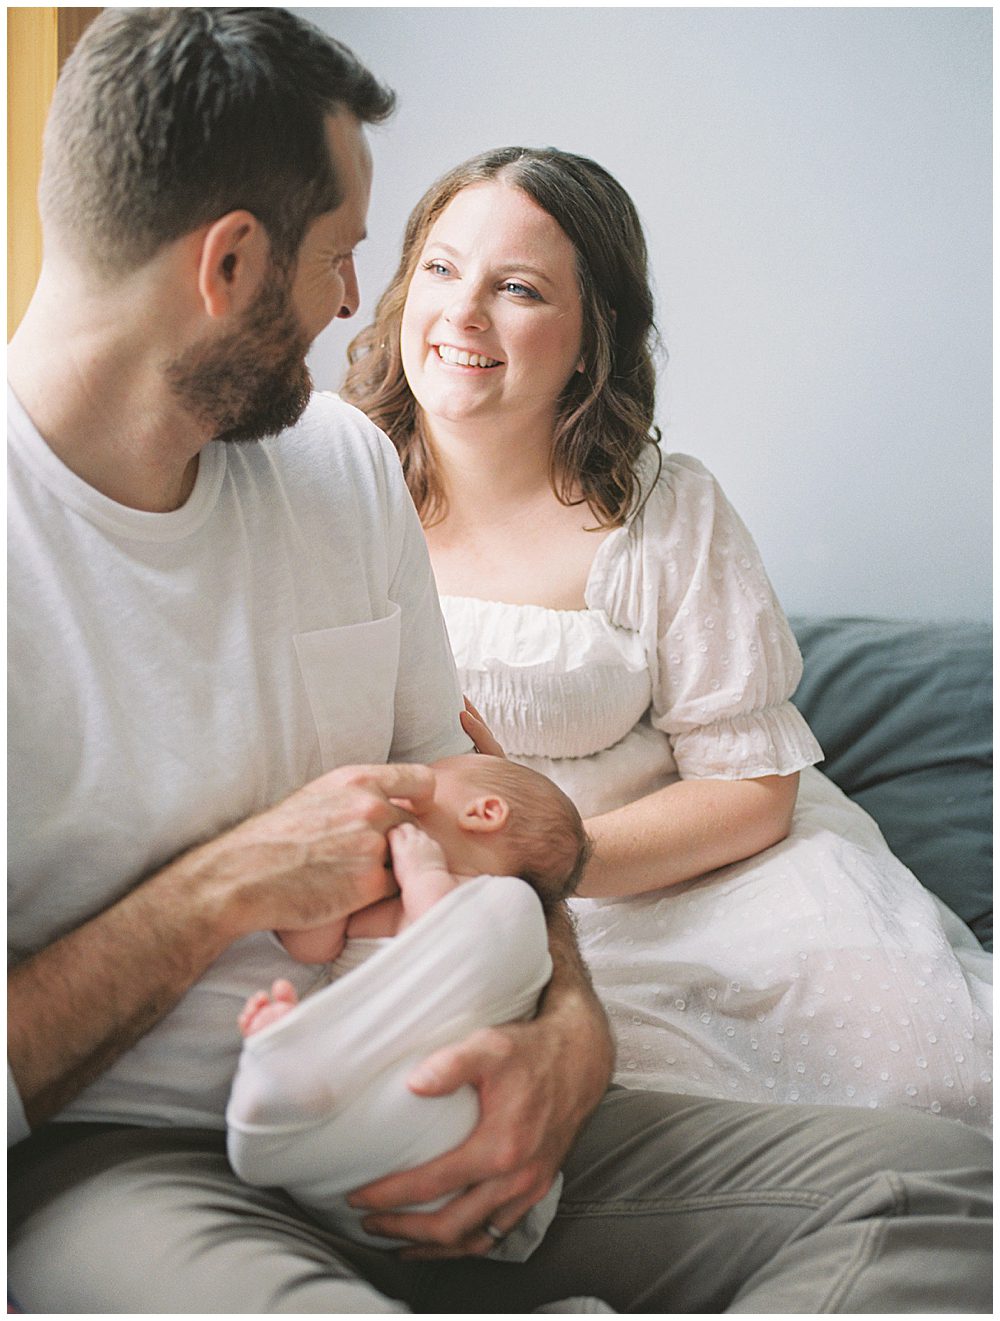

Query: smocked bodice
[[443, 597, 650, 761]]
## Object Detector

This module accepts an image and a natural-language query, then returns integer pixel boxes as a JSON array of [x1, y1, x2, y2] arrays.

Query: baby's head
[[425, 754, 591, 904]]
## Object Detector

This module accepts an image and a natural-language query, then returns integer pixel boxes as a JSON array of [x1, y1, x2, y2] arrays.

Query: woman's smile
[[433, 344, 504, 369], [400, 180, 583, 437]]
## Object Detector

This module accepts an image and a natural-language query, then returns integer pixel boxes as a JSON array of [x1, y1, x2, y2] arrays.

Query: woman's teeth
[[436, 345, 501, 368]]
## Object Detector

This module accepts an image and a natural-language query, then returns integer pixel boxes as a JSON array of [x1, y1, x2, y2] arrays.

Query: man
[[8, 9, 991, 1314]]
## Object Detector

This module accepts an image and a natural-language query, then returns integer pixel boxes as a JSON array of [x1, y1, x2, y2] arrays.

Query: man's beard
[[165, 265, 313, 444]]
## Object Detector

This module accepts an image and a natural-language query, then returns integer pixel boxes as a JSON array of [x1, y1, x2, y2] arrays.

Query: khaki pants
[[8, 1087, 991, 1314]]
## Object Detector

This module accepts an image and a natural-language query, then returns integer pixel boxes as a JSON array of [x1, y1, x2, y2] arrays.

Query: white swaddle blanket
[[226, 874, 561, 1260]]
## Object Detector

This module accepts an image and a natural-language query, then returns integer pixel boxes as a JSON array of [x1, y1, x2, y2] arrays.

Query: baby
[[226, 754, 590, 1261], [239, 753, 589, 1026]]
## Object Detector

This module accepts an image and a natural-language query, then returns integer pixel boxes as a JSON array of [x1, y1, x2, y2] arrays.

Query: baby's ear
[[459, 794, 510, 833]]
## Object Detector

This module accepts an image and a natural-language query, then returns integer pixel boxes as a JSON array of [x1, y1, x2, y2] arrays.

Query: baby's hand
[[389, 821, 450, 881], [389, 823, 460, 930], [238, 978, 299, 1037]]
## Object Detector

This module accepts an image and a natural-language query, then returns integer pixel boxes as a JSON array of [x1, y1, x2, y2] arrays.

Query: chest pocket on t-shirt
[[293, 604, 401, 771]]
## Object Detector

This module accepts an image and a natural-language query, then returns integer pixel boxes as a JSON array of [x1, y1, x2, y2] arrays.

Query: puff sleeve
[[622, 454, 823, 780]]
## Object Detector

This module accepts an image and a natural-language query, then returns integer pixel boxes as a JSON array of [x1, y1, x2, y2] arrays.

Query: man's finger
[[361, 1176, 519, 1249], [347, 1034, 531, 1209], [369, 1177, 555, 1259], [348, 1134, 482, 1211], [405, 1032, 506, 1096], [328, 762, 437, 811]]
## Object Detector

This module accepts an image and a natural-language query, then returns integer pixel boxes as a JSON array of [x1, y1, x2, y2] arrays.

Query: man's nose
[[336, 256, 361, 320]]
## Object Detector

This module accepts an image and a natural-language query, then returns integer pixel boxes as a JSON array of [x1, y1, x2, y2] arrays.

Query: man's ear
[[458, 795, 510, 833], [197, 210, 270, 319]]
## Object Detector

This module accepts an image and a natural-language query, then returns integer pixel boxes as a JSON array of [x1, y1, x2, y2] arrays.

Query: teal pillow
[[790, 617, 991, 949]]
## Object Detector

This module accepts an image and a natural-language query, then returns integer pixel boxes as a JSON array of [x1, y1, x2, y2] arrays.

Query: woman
[[343, 146, 991, 1127]]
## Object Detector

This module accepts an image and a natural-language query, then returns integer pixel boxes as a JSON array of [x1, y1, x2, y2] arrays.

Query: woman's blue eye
[[503, 281, 540, 299], [423, 261, 451, 276]]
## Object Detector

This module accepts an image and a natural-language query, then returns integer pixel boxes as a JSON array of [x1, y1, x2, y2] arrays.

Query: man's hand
[[348, 906, 613, 1258], [193, 763, 438, 940], [9, 762, 437, 1130]]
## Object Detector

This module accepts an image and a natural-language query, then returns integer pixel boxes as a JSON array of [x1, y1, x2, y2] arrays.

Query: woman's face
[[400, 181, 584, 441]]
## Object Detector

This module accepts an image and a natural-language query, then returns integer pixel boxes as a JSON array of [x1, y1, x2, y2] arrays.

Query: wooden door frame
[[7, 7, 102, 340]]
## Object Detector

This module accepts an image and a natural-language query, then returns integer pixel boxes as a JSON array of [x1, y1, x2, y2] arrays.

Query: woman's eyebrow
[[427, 241, 557, 287]]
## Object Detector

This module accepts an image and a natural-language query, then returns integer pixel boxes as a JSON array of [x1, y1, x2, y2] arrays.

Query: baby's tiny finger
[[237, 991, 269, 1032]]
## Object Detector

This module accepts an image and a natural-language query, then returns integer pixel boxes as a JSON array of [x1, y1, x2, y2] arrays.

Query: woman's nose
[[444, 283, 490, 332]]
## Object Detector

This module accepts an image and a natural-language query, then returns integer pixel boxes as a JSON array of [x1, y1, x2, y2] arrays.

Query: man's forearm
[[9, 824, 356, 1128], [9, 762, 434, 1132], [8, 852, 234, 1129], [537, 903, 615, 1105]]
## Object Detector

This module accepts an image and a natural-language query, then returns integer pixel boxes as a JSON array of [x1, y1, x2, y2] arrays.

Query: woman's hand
[[347, 907, 612, 1258], [460, 696, 506, 758]]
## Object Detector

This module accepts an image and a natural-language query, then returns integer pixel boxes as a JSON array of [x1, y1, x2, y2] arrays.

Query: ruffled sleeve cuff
[[668, 699, 823, 780]]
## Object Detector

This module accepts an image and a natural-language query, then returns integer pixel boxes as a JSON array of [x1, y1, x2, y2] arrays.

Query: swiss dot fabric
[[440, 451, 992, 1128]]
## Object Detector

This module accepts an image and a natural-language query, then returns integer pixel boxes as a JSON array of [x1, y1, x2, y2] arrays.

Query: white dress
[[441, 452, 992, 1129]]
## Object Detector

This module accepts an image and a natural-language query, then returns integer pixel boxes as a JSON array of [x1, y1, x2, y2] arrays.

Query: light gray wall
[[293, 6, 991, 622]]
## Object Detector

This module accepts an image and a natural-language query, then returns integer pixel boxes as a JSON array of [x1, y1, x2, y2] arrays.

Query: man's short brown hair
[[40, 7, 394, 276]]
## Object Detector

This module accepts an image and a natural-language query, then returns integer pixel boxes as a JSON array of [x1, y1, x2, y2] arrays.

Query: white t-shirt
[[7, 388, 469, 1136]]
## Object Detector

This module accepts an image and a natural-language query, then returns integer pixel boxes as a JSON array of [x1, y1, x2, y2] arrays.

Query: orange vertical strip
[[7, 7, 58, 341], [7, 7, 101, 341]]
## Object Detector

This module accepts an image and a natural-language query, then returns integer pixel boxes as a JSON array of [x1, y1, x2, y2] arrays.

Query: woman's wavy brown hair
[[342, 146, 663, 527]]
